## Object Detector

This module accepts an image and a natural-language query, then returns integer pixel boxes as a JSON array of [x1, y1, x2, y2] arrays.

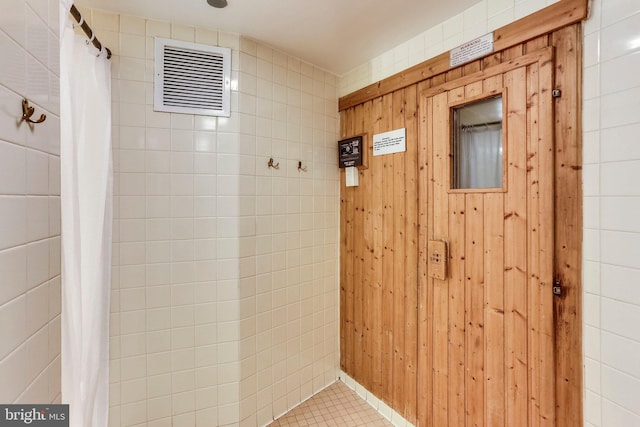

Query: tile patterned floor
[[267, 381, 393, 427]]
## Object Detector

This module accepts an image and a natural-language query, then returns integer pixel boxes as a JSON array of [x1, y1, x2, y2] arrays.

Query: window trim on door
[[448, 89, 509, 194]]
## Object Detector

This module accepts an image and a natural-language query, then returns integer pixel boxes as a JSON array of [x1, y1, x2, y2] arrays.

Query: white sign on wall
[[450, 32, 494, 67], [373, 128, 406, 156]]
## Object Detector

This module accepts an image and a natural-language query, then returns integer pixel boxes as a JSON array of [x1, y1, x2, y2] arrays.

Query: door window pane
[[452, 96, 503, 189]]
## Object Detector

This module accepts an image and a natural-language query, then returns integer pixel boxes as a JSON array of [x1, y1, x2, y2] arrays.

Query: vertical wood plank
[[339, 109, 348, 372], [432, 91, 450, 427], [526, 62, 542, 427], [463, 60, 482, 76], [537, 50, 557, 427], [465, 81, 483, 99], [446, 67, 463, 83], [482, 74, 506, 427], [448, 193, 466, 427], [392, 89, 407, 411], [504, 66, 529, 427], [381, 92, 395, 404], [466, 193, 485, 427], [483, 52, 503, 69], [371, 96, 385, 397], [484, 192, 506, 427], [341, 107, 356, 375], [524, 34, 550, 54], [361, 100, 374, 392], [447, 86, 466, 427], [404, 85, 419, 423], [417, 79, 433, 427], [502, 44, 524, 61], [552, 24, 583, 427], [352, 104, 365, 383], [360, 101, 377, 390]]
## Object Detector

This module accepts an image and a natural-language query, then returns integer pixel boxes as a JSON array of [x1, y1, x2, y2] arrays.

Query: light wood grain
[[552, 26, 583, 427], [404, 85, 419, 421], [340, 25, 582, 427]]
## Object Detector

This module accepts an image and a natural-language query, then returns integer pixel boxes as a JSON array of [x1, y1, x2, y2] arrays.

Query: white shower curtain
[[456, 125, 502, 188], [60, 2, 112, 426]]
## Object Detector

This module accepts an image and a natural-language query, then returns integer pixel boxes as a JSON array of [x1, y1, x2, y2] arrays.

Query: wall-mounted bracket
[[553, 280, 562, 296], [21, 99, 46, 124]]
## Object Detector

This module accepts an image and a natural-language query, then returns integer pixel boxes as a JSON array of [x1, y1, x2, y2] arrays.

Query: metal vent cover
[[154, 38, 231, 117]]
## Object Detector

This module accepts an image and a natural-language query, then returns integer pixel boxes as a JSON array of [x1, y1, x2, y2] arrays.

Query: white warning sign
[[450, 33, 494, 67], [373, 128, 406, 156]]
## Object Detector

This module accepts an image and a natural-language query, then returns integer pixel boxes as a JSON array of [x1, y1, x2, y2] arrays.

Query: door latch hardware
[[553, 280, 562, 296], [552, 89, 561, 98]]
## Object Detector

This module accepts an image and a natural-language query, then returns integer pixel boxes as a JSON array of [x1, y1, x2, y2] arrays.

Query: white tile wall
[[583, 0, 640, 425], [339, 0, 560, 96], [92, 7, 340, 426], [0, 0, 61, 405]]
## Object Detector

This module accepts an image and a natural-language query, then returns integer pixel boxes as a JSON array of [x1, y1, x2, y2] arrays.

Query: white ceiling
[[78, 0, 480, 76]]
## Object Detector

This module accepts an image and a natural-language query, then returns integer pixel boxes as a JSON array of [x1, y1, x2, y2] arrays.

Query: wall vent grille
[[154, 38, 231, 117]]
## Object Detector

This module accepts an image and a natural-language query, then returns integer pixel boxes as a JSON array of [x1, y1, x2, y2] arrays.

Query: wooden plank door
[[418, 48, 556, 427]]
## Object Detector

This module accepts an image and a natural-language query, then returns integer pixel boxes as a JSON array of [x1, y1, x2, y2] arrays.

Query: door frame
[[417, 47, 557, 426]]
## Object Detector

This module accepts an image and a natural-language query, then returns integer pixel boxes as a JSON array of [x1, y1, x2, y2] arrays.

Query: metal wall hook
[[21, 99, 46, 124], [268, 158, 280, 169], [297, 161, 308, 172]]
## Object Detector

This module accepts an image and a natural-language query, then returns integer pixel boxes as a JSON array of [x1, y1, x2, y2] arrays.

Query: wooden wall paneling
[[484, 191, 506, 427], [403, 84, 419, 422], [501, 44, 524, 62], [482, 74, 506, 427], [539, 43, 556, 426], [466, 192, 485, 427], [339, 109, 349, 373], [352, 104, 365, 382], [524, 34, 550, 54], [526, 61, 543, 427], [482, 52, 503, 69], [551, 25, 583, 427], [340, 23, 582, 427], [371, 96, 385, 397], [417, 79, 433, 427], [464, 67, 488, 427], [381, 93, 395, 404], [446, 68, 464, 87], [465, 80, 483, 98], [342, 106, 357, 375], [392, 89, 407, 410], [419, 48, 553, 100], [431, 91, 450, 427], [538, 46, 557, 427], [446, 86, 466, 427], [361, 100, 374, 392], [431, 72, 447, 89], [465, 60, 483, 76], [447, 191, 466, 427], [504, 66, 529, 427]]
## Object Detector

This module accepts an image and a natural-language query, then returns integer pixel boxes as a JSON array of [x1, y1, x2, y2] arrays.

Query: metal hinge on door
[[553, 280, 562, 296]]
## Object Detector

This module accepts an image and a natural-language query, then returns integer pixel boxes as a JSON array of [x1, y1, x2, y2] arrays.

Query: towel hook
[[267, 158, 280, 170], [21, 99, 46, 124], [297, 161, 307, 172]]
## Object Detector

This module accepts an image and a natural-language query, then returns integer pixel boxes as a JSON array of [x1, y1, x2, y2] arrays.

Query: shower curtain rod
[[461, 120, 502, 130], [69, 4, 112, 59]]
